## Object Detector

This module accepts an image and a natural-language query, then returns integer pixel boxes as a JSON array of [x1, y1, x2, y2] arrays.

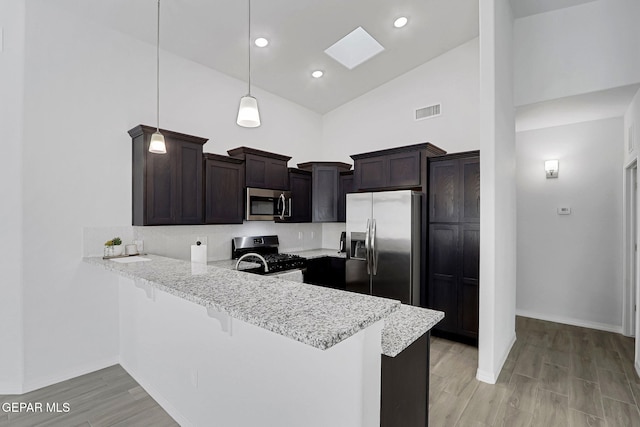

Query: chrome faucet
[[235, 252, 269, 273]]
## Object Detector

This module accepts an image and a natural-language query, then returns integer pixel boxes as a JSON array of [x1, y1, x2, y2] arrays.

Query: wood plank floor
[[430, 316, 640, 427], [2, 315, 638, 426], [0, 365, 178, 427]]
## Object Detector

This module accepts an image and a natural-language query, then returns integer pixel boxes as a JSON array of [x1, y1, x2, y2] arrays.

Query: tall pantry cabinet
[[427, 151, 480, 344]]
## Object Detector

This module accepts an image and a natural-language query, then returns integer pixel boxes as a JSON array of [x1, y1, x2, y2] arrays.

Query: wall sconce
[[545, 160, 559, 179]]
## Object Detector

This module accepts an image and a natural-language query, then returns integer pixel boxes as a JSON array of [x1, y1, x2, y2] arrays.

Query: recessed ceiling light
[[394, 17, 408, 28], [254, 37, 269, 47], [311, 70, 324, 79]]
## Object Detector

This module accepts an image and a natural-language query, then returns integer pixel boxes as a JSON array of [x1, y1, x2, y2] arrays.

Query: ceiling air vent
[[415, 104, 441, 121]]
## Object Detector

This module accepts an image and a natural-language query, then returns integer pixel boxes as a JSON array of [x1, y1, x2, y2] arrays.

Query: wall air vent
[[415, 104, 441, 121]]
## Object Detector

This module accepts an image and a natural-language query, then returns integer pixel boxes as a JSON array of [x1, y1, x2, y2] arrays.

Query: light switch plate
[[557, 207, 571, 215]]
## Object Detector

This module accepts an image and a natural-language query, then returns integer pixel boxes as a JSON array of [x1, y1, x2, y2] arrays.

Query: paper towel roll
[[191, 244, 207, 264]]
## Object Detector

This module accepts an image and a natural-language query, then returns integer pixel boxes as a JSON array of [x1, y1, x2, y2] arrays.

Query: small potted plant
[[104, 237, 123, 257]]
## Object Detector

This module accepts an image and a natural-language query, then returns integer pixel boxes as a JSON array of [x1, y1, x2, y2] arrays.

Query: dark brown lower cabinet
[[380, 333, 430, 427], [428, 223, 479, 343], [302, 256, 345, 289], [203, 154, 244, 224]]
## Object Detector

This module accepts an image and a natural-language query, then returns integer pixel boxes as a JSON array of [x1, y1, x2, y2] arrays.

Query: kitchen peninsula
[[84, 254, 443, 427]]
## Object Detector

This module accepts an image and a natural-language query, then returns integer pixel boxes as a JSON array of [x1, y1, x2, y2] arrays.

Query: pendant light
[[149, 0, 167, 153], [236, 0, 261, 128]]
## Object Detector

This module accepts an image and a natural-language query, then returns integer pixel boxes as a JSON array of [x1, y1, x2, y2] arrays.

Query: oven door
[[246, 188, 292, 221]]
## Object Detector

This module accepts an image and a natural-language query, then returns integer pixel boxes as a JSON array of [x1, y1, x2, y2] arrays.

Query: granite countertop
[[381, 305, 445, 357], [84, 254, 399, 352], [204, 250, 444, 357]]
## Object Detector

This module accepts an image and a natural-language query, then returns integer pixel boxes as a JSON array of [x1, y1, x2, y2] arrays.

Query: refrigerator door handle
[[365, 219, 371, 275], [371, 219, 378, 275]]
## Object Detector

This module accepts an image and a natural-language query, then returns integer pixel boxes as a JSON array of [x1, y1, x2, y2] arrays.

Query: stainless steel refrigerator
[[346, 190, 421, 305]]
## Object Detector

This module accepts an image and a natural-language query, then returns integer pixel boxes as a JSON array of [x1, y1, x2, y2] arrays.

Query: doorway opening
[[623, 161, 637, 341]]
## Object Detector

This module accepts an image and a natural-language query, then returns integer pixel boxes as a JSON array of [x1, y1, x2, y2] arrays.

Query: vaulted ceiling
[[53, 0, 602, 115]]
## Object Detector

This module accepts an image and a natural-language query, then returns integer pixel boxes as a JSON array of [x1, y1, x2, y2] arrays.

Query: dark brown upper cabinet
[[428, 152, 480, 224], [297, 162, 352, 223], [129, 125, 207, 226], [227, 147, 291, 191], [203, 153, 245, 224], [351, 143, 446, 191], [337, 171, 354, 223], [287, 168, 312, 223]]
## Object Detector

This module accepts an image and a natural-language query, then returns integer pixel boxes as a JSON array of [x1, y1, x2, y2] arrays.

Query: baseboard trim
[[119, 361, 192, 427], [516, 309, 623, 334], [476, 332, 516, 384], [21, 356, 119, 394]]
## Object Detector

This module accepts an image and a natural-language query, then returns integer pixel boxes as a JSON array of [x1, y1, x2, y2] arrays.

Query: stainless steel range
[[231, 235, 306, 274]]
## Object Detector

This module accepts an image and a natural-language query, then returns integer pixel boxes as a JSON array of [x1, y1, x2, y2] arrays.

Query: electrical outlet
[[311, 231, 315, 239], [557, 207, 571, 215], [298, 231, 303, 240]]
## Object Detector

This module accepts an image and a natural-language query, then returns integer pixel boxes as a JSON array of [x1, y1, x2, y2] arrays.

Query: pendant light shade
[[150, 0, 167, 154], [237, 0, 261, 128], [149, 131, 166, 153], [236, 95, 261, 128]]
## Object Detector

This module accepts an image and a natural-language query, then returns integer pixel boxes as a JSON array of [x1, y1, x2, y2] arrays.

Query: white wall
[[516, 118, 624, 330], [16, 0, 322, 391], [624, 90, 640, 165], [321, 38, 480, 160], [514, 0, 640, 107], [477, 0, 517, 384], [0, 0, 25, 393]]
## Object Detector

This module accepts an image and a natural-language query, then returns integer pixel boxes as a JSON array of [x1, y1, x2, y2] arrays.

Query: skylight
[[324, 26, 385, 70]]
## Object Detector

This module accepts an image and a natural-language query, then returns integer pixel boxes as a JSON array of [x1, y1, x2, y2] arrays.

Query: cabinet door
[[175, 141, 203, 224], [266, 159, 289, 190], [428, 224, 459, 333], [313, 166, 339, 222], [204, 159, 244, 224], [387, 150, 421, 188], [289, 171, 312, 222], [245, 154, 288, 190], [429, 160, 459, 223], [355, 157, 386, 190], [145, 140, 175, 225], [338, 172, 354, 222], [459, 224, 479, 338], [245, 154, 268, 188], [460, 157, 480, 223]]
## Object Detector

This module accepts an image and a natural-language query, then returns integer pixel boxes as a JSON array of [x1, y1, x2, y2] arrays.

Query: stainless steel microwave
[[246, 187, 292, 221]]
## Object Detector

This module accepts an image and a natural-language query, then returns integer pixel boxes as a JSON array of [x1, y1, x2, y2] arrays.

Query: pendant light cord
[[156, 0, 161, 132], [248, 0, 251, 96]]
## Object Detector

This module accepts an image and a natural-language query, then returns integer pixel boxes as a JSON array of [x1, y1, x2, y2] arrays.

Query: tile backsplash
[[84, 222, 346, 261], [134, 222, 336, 261]]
